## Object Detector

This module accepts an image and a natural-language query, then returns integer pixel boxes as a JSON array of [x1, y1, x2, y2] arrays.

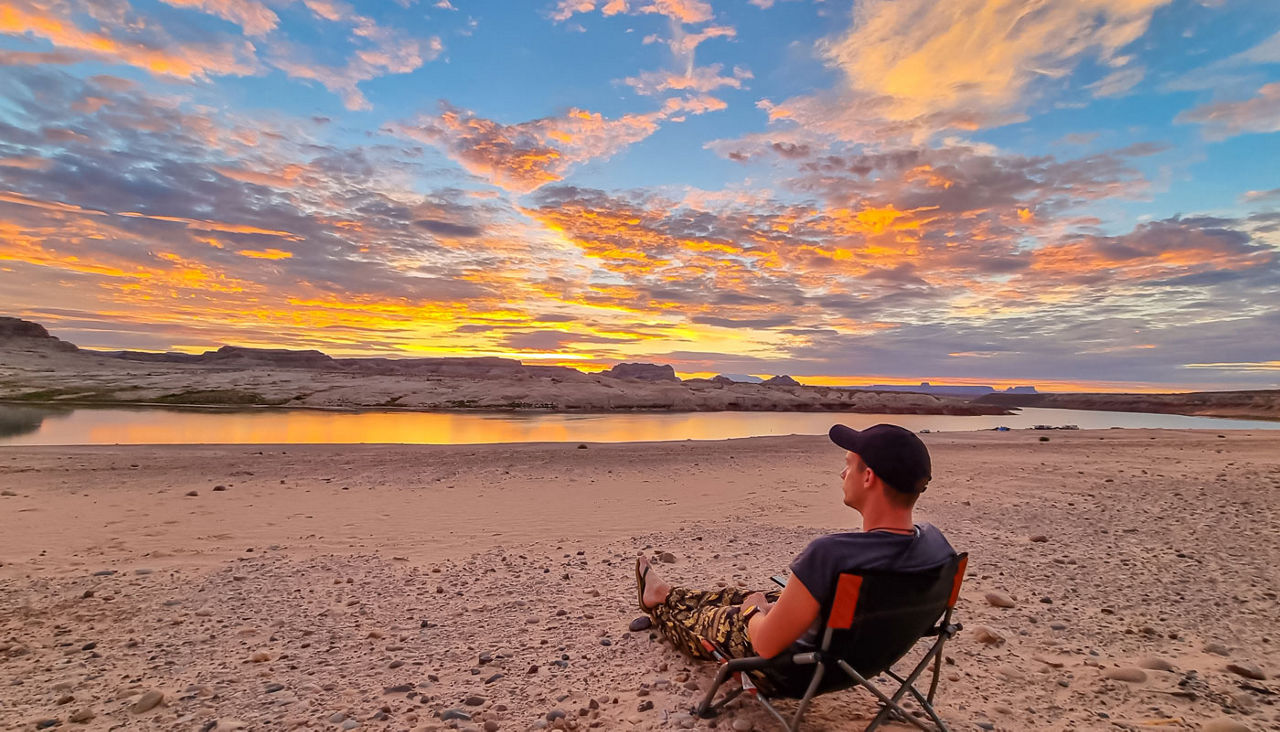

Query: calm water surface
[[0, 405, 1275, 445]]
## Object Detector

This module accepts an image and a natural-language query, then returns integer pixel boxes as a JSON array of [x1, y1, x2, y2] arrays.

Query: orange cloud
[[774, 0, 1170, 141], [236, 248, 293, 259], [0, 1, 257, 79], [116, 212, 302, 240]]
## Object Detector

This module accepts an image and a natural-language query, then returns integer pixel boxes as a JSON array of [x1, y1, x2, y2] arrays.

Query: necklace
[[866, 526, 915, 534]]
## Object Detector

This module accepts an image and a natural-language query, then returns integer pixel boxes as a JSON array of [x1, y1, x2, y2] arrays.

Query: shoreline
[[2, 430, 1278, 730]]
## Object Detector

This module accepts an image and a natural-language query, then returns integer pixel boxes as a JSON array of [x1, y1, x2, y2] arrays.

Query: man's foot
[[636, 556, 672, 612]]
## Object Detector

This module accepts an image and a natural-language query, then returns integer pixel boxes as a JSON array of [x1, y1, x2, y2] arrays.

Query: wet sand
[[1, 429, 1278, 730]]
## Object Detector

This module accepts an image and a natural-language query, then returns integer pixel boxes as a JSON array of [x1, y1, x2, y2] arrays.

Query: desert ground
[[1, 429, 1278, 731]]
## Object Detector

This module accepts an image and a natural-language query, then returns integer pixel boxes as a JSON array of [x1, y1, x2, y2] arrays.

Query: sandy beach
[[2, 429, 1278, 731]]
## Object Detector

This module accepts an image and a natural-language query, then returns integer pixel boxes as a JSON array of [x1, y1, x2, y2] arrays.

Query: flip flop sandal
[[635, 557, 655, 614]]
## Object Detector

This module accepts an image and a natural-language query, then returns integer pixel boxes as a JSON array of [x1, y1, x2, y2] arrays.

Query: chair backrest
[[823, 552, 967, 678]]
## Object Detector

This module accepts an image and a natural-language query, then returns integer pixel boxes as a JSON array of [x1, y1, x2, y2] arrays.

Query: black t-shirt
[[786, 523, 955, 651]]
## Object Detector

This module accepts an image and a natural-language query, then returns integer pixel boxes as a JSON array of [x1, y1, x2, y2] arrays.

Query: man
[[635, 423, 955, 677]]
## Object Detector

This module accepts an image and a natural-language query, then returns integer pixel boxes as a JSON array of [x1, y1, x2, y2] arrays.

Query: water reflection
[[0, 404, 1274, 446], [0, 405, 67, 439]]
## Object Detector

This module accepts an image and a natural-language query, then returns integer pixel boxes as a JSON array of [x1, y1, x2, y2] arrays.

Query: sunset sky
[[1, 0, 1278, 390]]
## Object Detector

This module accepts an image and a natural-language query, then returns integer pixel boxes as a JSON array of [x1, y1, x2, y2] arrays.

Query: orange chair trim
[[947, 554, 968, 609], [827, 573, 863, 630]]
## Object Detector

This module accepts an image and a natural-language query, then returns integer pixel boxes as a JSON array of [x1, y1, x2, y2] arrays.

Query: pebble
[[731, 720, 753, 731], [328, 713, 346, 723], [659, 552, 677, 563], [484, 721, 500, 732], [629, 616, 652, 632], [250, 651, 271, 662], [68, 709, 94, 724], [1103, 667, 1147, 683], [464, 695, 486, 706], [130, 690, 164, 713], [1138, 656, 1174, 671], [1029, 535, 1048, 543], [441, 709, 471, 721], [213, 485, 227, 491], [383, 684, 413, 693], [600, 638, 611, 646], [1225, 663, 1265, 680], [1202, 720, 1252, 732], [265, 683, 284, 693], [186, 490, 199, 497], [35, 720, 59, 730], [971, 626, 1006, 645], [984, 591, 1016, 608], [341, 720, 361, 730], [485, 673, 503, 684]]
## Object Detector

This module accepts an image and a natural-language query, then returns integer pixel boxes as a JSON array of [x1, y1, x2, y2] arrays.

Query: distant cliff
[[973, 391, 1280, 421], [0, 316, 1010, 415]]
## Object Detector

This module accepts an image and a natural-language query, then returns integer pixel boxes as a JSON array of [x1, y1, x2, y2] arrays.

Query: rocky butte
[[0, 317, 1008, 415]]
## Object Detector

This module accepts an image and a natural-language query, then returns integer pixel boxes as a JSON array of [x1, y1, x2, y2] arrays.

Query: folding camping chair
[[693, 552, 968, 732]]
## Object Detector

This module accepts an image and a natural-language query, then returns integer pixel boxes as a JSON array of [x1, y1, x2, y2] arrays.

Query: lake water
[[0, 404, 1275, 446]]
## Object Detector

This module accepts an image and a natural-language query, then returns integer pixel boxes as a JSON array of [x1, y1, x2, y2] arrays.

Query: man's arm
[[744, 577, 820, 658]]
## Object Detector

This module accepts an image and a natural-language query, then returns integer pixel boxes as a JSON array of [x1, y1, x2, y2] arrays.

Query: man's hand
[[743, 591, 773, 614]]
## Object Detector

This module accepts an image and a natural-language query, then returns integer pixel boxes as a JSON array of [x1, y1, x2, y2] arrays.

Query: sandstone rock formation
[[605, 363, 680, 382]]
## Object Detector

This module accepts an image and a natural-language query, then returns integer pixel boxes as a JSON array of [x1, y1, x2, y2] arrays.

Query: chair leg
[[837, 660, 936, 732], [787, 661, 825, 732], [694, 663, 737, 718]]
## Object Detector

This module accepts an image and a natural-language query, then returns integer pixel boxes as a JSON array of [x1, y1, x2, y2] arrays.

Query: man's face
[[841, 451, 870, 510]]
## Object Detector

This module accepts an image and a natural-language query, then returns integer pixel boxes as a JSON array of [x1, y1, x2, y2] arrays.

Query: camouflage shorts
[[650, 586, 783, 692]]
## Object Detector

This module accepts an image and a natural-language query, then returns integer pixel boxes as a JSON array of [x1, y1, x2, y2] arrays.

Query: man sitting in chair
[[635, 423, 955, 689]]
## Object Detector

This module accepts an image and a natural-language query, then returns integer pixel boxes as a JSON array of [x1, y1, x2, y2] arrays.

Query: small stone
[[388, 660, 404, 669], [464, 695, 485, 706], [546, 710, 567, 722], [186, 490, 199, 497], [264, 683, 284, 693], [484, 721, 500, 732], [1201, 719, 1252, 732], [35, 720, 60, 730], [1029, 535, 1048, 543], [1204, 642, 1230, 656], [213, 485, 227, 491], [984, 591, 1016, 608], [1225, 663, 1265, 681], [636, 700, 654, 712], [1103, 667, 1147, 683], [658, 552, 677, 564], [442, 710, 471, 722], [328, 713, 346, 723], [250, 651, 270, 662], [341, 720, 361, 730], [629, 617, 651, 632], [91, 570, 115, 576], [56, 694, 74, 705], [485, 673, 504, 684], [131, 690, 164, 713], [383, 684, 412, 693], [68, 709, 94, 724], [1138, 656, 1174, 671], [971, 626, 1006, 645], [599, 638, 611, 646], [1049, 622, 1067, 630], [731, 720, 753, 731]]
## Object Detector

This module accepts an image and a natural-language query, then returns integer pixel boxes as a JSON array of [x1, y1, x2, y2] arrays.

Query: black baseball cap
[[829, 423, 931, 493]]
